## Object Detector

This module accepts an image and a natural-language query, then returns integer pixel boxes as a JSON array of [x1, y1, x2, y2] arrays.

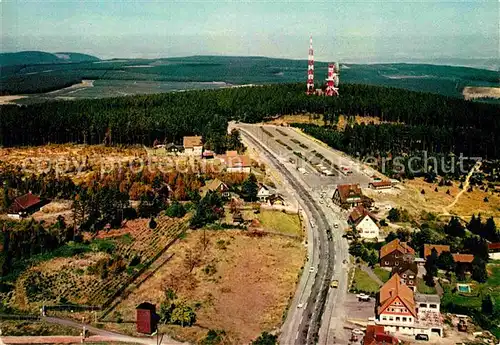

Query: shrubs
[[166, 201, 186, 218]]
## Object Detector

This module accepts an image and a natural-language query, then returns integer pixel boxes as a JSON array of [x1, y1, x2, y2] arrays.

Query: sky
[[1, 0, 499, 62]]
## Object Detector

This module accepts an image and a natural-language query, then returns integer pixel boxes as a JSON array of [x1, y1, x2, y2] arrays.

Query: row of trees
[[2, 83, 498, 157]]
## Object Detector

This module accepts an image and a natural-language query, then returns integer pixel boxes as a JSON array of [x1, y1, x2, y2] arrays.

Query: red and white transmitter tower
[[306, 36, 315, 95], [325, 63, 339, 96]]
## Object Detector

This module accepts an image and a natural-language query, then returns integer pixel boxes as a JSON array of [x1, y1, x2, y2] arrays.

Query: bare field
[[364, 178, 500, 222], [113, 229, 305, 344], [463, 86, 500, 100], [0, 95, 27, 104]]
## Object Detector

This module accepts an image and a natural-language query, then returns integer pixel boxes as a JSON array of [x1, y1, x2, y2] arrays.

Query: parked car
[[352, 329, 364, 336], [297, 303, 304, 308], [309, 267, 315, 273], [356, 293, 371, 301], [415, 334, 429, 341], [330, 280, 339, 288]]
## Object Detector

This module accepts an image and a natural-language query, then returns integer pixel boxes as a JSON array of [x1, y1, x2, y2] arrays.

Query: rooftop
[[424, 244, 450, 258], [452, 253, 474, 263], [8, 192, 42, 214], [183, 135, 203, 148], [378, 274, 416, 317], [336, 184, 362, 203], [415, 293, 441, 304], [380, 239, 415, 258], [349, 205, 377, 225]]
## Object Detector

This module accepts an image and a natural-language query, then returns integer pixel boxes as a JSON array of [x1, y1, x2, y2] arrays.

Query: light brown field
[[267, 114, 323, 126], [0, 95, 27, 105], [365, 177, 500, 223], [266, 114, 390, 130], [463, 86, 500, 100], [113, 229, 305, 344]]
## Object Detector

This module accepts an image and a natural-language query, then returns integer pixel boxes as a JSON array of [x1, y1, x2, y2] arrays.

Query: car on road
[[330, 280, 339, 288], [351, 329, 364, 336], [415, 334, 429, 341], [309, 267, 315, 273], [297, 303, 304, 308], [334, 223, 339, 228], [356, 293, 371, 301]]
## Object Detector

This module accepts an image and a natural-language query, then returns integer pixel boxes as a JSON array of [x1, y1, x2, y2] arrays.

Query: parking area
[[344, 293, 376, 323]]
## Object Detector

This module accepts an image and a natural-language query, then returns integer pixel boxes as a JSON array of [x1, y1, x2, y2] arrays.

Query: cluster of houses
[[369, 239, 444, 339], [366, 238, 478, 341], [200, 178, 285, 206], [159, 136, 253, 173]]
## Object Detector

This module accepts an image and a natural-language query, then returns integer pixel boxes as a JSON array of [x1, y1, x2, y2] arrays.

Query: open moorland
[[1, 54, 498, 101]]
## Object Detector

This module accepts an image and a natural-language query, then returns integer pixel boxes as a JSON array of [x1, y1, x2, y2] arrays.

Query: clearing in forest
[[111, 229, 305, 344]]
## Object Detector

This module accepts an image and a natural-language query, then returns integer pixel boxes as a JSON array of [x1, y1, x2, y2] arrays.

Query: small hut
[[136, 302, 156, 334]]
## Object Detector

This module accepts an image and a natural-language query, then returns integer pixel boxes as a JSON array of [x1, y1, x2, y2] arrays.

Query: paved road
[[233, 123, 371, 345]]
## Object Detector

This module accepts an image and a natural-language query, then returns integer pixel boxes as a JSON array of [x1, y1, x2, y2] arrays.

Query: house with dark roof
[[332, 184, 363, 208], [7, 192, 44, 219], [268, 194, 286, 206], [369, 181, 393, 190], [200, 179, 230, 198], [380, 239, 415, 268], [391, 262, 418, 291], [349, 205, 379, 240]]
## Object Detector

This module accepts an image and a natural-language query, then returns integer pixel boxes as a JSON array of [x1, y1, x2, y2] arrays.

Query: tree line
[[1, 83, 498, 158]]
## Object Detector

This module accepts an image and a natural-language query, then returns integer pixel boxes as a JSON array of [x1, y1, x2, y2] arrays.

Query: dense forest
[[1, 83, 499, 158]]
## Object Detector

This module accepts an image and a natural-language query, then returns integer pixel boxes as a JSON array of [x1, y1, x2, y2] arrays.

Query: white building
[[349, 206, 379, 239], [183, 136, 203, 156], [257, 186, 271, 202]]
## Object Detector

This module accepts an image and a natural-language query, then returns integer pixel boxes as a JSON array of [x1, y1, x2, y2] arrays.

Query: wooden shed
[[136, 302, 156, 334]]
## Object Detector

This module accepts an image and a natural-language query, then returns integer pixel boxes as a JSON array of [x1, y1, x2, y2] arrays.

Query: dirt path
[[441, 161, 482, 216], [42, 316, 184, 344]]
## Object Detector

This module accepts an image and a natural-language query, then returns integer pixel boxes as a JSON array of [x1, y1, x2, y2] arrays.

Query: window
[[420, 303, 427, 308], [409, 275, 415, 279], [403, 317, 407, 322], [395, 262, 399, 266], [389, 317, 394, 321], [430, 304, 437, 309], [409, 280, 413, 284], [385, 261, 389, 265], [402, 274, 407, 278], [396, 317, 400, 321], [382, 316, 387, 321], [408, 317, 412, 322]]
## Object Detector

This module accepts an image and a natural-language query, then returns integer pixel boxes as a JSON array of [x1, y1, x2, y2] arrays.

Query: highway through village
[[232, 123, 373, 345]]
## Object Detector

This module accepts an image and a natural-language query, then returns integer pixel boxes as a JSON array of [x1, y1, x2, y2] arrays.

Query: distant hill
[[0, 51, 99, 67]]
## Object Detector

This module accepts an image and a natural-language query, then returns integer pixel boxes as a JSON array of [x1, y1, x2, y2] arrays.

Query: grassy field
[[373, 266, 391, 283], [111, 229, 305, 344], [441, 263, 500, 337], [0, 320, 81, 336], [257, 210, 302, 237], [351, 268, 380, 294], [416, 278, 437, 294]]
